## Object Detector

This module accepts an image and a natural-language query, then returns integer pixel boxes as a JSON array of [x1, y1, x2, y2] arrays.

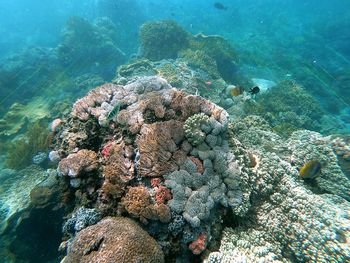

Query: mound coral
[[206, 118, 350, 262], [62, 217, 164, 263], [242, 80, 325, 136], [140, 20, 190, 61]]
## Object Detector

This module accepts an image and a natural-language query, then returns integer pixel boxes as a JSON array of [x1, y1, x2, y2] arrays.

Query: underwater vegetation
[[5, 120, 51, 170]]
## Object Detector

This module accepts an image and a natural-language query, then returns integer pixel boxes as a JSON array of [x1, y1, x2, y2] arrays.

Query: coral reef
[[138, 20, 239, 86], [52, 76, 350, 262], [61, 217, 164, 263], [285, 130, 350, 201]]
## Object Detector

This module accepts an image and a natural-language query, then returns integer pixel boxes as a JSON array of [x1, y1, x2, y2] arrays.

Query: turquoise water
[[0, 1, 349, 262]]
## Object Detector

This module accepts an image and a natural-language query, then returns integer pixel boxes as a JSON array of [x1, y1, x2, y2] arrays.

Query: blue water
[[0, 0, 349, 262]]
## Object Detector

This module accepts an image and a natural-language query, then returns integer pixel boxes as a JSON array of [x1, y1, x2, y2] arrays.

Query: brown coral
[[121, 186, 152, 222], [58, 149, 98, 177], [121, 186, 171, 223], [98, 142, 134, 210], [137, 120, 186, 177], [62, 217, 164, 263], [170, 91, 202, 120]]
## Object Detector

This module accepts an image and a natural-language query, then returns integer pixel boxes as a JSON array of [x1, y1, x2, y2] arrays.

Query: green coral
[[156, 62, 182, 86], [189, 33, 236, 62], [5, 120, 51, 170], [184, 113, 210, 146], [243, 80, 324, 137], [139, 20, 190, 61], [0, 97, 51, 139], [179, 49, 220, 78], [187, 33, 238, 82]]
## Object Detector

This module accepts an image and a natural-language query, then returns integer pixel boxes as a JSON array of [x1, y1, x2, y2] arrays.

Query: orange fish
[[299, 160, 322, 179], [230, 86, 244, 97]]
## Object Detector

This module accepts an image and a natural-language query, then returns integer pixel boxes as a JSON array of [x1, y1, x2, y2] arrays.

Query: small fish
[[108, 102, 121, 120], [214, 2, 228, 10], [230, 86, 244, 97], [249, 86, 260, 95], [299, 160, 322, 179], [205, 81, 212, 85]]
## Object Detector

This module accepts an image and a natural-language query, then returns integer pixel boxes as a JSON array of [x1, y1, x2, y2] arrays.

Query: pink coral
[[71, 83, 117, 121], [189, 233, 207, 255], [155, 185, 172, 204], [50, 118, 62, 132], [101, 141, 115, 157]]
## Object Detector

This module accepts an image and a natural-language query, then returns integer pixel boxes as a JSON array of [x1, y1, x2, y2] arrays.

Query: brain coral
[[62, 217, 164, 263]]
